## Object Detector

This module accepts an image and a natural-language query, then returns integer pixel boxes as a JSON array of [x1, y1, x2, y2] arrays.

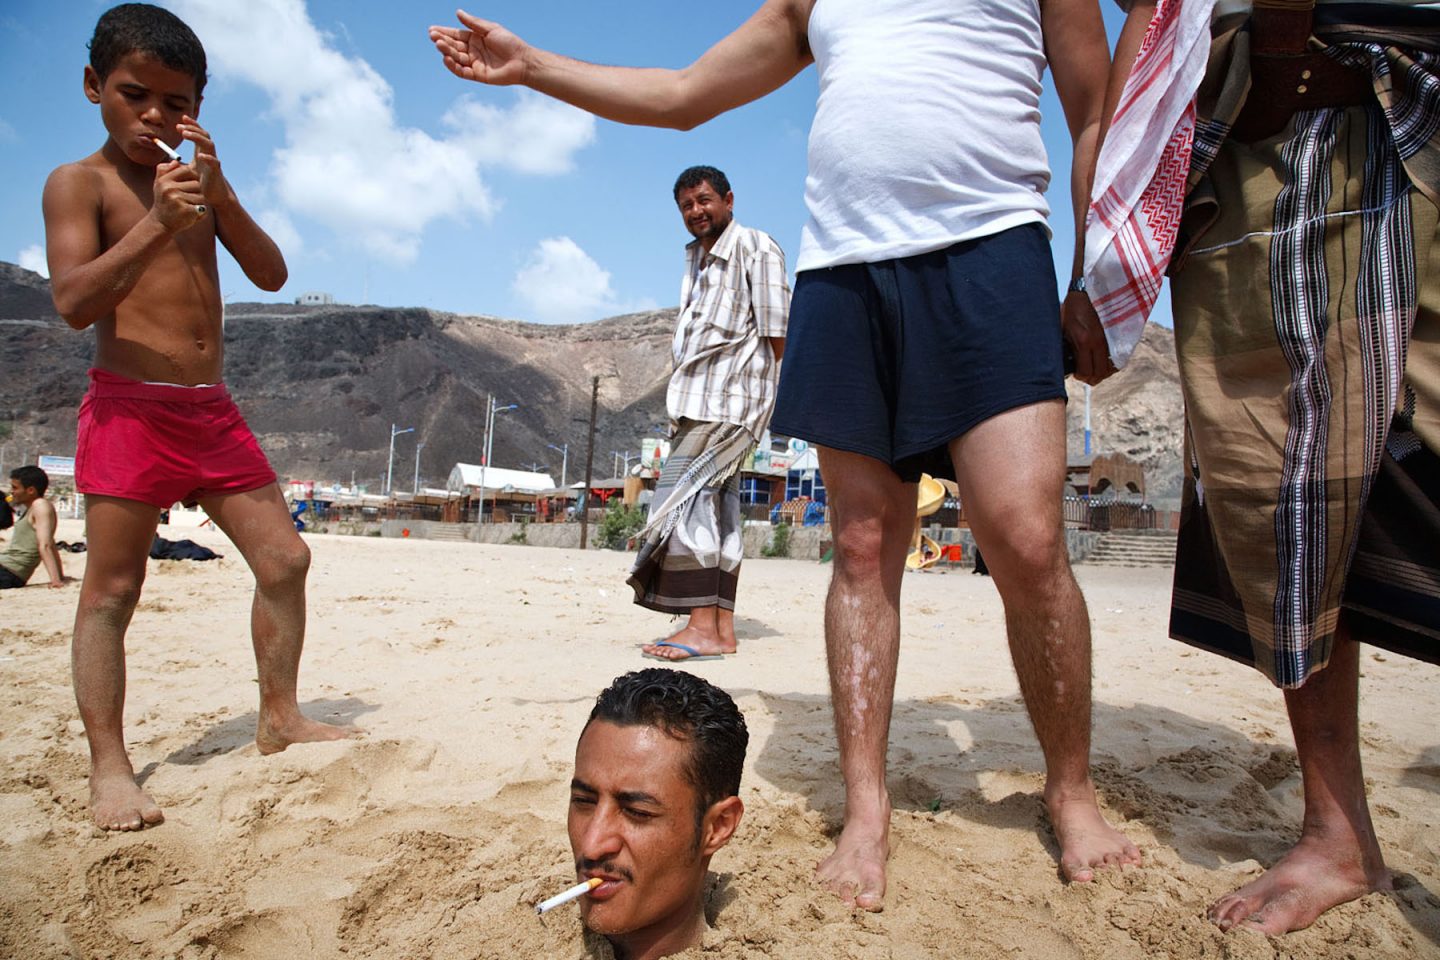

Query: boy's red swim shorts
[[76, 368, 278, 509]]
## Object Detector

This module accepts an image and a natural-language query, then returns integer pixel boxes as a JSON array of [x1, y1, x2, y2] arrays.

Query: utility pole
[[547, 442, 568, 486], [413, 440, 426, 494], [385, 423, 414, 496], [580, 375, 599, 549]]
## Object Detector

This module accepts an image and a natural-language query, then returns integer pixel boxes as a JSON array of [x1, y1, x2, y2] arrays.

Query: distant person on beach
[[622, 165, 789, 663], [568, 668, 746, 960], [1101, 0, 1440, 936], [42, 3, 352, 831], [0, 466, 68, 590], [429, 0, 1135, 909]]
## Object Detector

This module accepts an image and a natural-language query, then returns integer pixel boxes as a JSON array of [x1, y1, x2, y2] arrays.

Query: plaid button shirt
[[667, 219, 791, 439]]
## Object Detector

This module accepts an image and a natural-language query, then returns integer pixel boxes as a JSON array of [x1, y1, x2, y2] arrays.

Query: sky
[[0, 1, 1168, 327]]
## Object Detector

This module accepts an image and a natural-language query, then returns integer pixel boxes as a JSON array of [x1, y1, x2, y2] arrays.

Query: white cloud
[[443, 93, 595, 175], [18, 244, 48, 278], [513, 237, 655, 324], [0, 118, 16, 144], [168, 0, 595, 264]]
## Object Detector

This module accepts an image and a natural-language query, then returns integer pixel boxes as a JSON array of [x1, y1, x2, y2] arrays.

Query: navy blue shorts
[[771, 223, 1067, 483]]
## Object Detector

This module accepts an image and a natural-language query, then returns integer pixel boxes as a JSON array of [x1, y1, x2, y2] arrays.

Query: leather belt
[[1229, 1, 1375, 142]]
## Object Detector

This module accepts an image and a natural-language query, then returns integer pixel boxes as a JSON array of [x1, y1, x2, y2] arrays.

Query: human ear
[[83, 66, 102, 105], [699, 796, 743, 856]]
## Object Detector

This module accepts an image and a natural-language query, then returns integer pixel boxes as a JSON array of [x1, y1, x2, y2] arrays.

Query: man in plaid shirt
[[627, 166, 789, 662]]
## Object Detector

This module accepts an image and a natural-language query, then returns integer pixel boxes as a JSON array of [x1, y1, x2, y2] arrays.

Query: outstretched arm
[[1044, 0, 1115, 386], [428, 1, 814, 130], [182, 116, 288, 292]]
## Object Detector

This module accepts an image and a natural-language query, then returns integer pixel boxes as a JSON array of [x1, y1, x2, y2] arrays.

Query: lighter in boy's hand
[[149, 138, 206, 215]]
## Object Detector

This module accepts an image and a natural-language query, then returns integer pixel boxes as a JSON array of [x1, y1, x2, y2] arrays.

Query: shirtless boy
[[43, 2, 351, 831]]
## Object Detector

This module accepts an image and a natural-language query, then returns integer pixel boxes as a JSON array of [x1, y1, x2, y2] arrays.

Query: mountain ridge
[[0, 262, 1184, 501]]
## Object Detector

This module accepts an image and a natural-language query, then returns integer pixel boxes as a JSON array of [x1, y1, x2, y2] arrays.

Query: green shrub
[[508, 517, 530, 544], [598, 501, 647, 550], [762, 522, 791, 558]]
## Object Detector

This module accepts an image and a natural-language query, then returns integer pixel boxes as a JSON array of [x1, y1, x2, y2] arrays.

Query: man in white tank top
[[430, 0, 1138, 912]]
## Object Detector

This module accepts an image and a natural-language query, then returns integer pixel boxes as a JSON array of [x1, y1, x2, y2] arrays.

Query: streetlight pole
[[579, 375, 599, 549], [386, 423, 414, 496], [546, 442, 568, 487], [477, 394, 518, 523], [413, 439, 426, 494]]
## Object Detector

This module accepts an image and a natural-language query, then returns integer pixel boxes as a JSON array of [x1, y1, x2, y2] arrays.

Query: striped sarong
[[627, 419, 754, 615], [1170, 99, 1440, 687]]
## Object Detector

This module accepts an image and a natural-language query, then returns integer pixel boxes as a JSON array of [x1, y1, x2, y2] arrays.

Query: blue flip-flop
[[640, 640, 725, 662]]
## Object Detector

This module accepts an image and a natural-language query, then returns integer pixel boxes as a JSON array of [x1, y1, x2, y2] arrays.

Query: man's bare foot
[[256, 712, 358, 755], [816, 811, 890, 911], [640, 624, 737, 661], [1046, 785, 1142, 882], [1209, 834, 1390, 935], [90, 769, 164, 831]]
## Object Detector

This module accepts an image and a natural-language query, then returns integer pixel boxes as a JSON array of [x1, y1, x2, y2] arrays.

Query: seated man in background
[[568, 668, 747, 959], [0, 466, 67, 590]]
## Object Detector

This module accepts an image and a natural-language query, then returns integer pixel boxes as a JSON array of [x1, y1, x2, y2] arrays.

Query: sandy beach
[[1, 520, 1437, 959]]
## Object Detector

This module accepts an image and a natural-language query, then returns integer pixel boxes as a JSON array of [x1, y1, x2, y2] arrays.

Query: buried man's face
[[568, 720, 741, 955]]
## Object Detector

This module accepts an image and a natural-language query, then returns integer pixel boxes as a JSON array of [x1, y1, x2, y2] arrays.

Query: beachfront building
[[446, 463, 557, 523]]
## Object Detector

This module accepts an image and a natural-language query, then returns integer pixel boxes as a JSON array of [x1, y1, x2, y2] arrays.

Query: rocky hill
[[0, 262, 1184, 502]]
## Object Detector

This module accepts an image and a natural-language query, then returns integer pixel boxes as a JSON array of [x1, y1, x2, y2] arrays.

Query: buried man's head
[[570, 668, 747, 959]]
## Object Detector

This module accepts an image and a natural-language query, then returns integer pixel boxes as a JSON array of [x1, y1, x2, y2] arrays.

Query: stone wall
[[381, 520, 1106, 566]]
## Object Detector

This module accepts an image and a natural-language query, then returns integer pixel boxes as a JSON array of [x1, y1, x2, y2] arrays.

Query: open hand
[[428, 10, 528, 85], [1061, 290, 1117, 386]]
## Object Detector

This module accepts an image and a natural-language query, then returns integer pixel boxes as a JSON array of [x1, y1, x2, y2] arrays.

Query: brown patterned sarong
[[1170, 102, 1440, 688], [627, 419, 754, 615]]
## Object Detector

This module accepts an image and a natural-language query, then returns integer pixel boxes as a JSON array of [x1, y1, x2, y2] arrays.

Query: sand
[[1, 519, 1437, 959]]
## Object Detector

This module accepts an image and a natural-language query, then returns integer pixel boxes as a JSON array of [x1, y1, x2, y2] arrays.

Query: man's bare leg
[[949, 401, 1140, 881], [72, 495, 166, 830], [814, 446, 916, 911], [640, 604, 738, 659], [200, 485, 354, 753], [1209, 629, 1390, 934]]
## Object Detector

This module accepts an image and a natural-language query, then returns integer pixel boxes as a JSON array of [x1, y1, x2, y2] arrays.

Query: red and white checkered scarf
[[1084, 0, 1217, 368]]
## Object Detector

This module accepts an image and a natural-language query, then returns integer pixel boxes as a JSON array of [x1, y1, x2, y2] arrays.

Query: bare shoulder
[[43, 158, 104, 203], [41, 154, 120, 225]]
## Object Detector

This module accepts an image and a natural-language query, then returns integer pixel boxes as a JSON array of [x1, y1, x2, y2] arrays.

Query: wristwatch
[[1067, 276, 1087, 294]]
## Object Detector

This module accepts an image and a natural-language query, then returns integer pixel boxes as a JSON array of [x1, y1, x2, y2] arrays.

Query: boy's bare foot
[[256, 712, 358, 755], [90, 769, 164, 831], [1046, 784, 1142, 882], [640, 624, 737, 660], [816, 806, 890, 911], [1209, 833, 1390, 935]]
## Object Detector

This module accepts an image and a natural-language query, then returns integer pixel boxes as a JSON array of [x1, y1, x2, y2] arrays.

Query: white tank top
[[798, 0, 1053, 272]]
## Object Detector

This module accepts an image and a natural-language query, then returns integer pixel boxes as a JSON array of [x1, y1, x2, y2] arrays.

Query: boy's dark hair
[[11, 465, 49, 497], [90, 3, 209, 97], [673, 165, 731, 202], [586, 668, 748, 835]]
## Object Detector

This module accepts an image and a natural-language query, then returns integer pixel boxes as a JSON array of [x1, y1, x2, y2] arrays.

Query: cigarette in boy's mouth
[[535, 877, 603, 915], [150, 137, 183, 162]]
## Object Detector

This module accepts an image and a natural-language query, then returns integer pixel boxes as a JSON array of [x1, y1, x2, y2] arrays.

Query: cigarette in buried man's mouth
[[535, 877, 603, 915], [150, 137, 183, 162]]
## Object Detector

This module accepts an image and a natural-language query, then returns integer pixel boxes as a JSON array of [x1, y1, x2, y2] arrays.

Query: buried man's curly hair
[[585, 668, 748, 833]]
